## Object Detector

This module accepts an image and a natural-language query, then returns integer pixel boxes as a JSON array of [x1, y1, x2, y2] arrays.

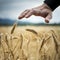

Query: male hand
[[18, 3, 52, 23]]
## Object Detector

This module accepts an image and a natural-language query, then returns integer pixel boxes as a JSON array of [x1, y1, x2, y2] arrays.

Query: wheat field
[[0, 26, 60, 60]]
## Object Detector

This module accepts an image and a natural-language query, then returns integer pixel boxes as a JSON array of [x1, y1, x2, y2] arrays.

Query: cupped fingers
[[18, 9, 30, 19], [25, 10, 34, 18]]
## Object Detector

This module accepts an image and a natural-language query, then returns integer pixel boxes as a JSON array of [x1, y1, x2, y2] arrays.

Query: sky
[[0, 0, 60, 23]]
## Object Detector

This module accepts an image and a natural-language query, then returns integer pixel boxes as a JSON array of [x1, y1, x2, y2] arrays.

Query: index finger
[[18, 9, 30, 19]]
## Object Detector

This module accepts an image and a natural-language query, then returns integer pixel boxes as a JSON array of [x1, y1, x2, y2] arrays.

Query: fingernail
[[45, 20, 49, 23], [18, 16, 22, 19]]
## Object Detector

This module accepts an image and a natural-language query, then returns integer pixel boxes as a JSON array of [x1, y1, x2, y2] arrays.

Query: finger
[[25, 10, 33, 18], [45, 13, 52, 23], [18, 9, 30, 19], [18, 10, 29, 19]]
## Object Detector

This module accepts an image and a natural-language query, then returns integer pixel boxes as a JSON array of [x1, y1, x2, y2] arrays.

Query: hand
[[18, 3, 52, 23]]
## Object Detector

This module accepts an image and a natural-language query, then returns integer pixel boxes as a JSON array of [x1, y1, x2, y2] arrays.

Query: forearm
[[44, 0, 60, 11]]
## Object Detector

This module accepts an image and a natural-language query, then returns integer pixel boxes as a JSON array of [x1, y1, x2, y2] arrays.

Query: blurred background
[[0, 0, 60, 25]]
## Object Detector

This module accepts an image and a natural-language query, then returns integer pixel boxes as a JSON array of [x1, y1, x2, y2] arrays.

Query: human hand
[[18, 3, 52, 23]]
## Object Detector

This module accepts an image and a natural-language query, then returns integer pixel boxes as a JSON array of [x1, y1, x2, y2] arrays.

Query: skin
[[18, 3, 52, 23]]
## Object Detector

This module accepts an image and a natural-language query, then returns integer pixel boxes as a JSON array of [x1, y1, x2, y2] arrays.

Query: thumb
[[45, 13, 52, 23]]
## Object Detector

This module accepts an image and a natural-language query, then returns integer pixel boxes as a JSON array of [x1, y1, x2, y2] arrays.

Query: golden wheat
[[0, 26, 60, 60], [11, 23, 17, 34], [26, 29, 38, 35]]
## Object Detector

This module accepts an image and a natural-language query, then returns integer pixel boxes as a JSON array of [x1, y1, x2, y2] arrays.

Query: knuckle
[[30, 9, 34, 13], [25, 9, 30, 11]]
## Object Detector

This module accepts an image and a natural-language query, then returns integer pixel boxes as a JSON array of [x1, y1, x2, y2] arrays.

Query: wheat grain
[[11, 22, 17, 34], [26, 29, 38, 35]]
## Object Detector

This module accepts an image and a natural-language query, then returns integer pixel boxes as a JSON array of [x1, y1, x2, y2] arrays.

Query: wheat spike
[[11, 21, 18, 34], [26, 29, 38, 35]]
